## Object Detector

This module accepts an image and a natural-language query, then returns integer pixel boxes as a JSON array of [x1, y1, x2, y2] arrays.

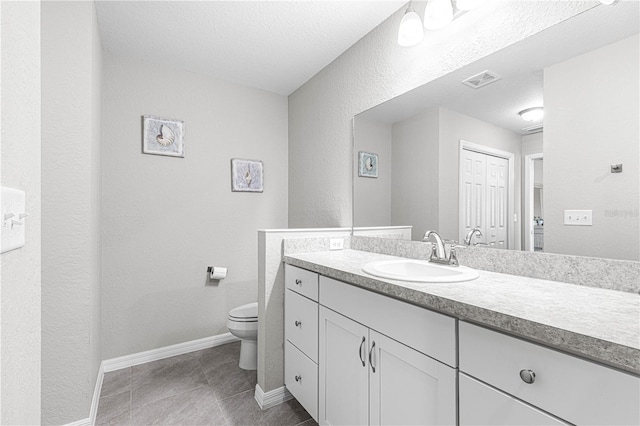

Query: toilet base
[[239, 339, 257, 370]]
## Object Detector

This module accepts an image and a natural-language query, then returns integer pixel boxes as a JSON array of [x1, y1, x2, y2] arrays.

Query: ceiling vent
[[522, 123, 544, 134], [462, 70, 502, 89]]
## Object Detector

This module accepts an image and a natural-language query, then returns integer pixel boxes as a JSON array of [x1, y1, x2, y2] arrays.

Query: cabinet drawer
[[459, 322, 640, 425], [285, 342, 318, 422], [285, 289, 319, 362], [319, 276, 456, 367], [285, 264, 319, 301], [460, 373, 568, 426]]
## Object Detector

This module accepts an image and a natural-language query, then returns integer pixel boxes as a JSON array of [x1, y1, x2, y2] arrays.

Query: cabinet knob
[[295, 279, 302, 286], [295, 375, 302, 382], [294, 320, 302, 327], [519, 369, 536, 384]]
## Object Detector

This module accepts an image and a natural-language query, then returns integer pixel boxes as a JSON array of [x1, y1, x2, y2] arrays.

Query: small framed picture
[[231, 159, 264, 192], [142, 115, 185, 158], [358, 151, 378, 178]]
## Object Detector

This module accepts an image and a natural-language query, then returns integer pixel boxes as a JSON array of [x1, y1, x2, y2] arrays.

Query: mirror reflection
[[353, 3, 639, 261]]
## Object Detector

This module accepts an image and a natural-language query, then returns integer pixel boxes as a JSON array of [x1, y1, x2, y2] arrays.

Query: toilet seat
[[228, 302, 258, 322]]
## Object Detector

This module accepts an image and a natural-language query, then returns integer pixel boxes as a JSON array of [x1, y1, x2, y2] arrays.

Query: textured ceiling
[[358, 1, 639, 134], [95, 0, 405, 95]]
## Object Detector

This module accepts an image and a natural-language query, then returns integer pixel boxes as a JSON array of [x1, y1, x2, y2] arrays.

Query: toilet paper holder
[[207, 266, 228, 280]]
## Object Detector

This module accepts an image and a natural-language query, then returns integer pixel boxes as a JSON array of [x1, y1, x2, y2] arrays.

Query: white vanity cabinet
[[459, 321, 640, 426], [284, 264, 320, 421], [318, 276, 457, 426]]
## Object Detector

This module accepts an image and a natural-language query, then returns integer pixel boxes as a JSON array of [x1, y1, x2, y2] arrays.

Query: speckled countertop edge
[[283, 249, 640, 376]]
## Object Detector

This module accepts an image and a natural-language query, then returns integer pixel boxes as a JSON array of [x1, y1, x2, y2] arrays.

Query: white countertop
[[284, 249, 640, 375]]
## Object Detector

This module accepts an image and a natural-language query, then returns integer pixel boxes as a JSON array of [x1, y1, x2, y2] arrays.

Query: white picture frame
[[231, 159, 264, 192], [142, 115, 185, 158], [358, 151, 378, 178]]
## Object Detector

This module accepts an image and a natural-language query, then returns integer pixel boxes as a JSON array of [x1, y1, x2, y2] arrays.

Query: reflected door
[[460, 149, 509, 248]]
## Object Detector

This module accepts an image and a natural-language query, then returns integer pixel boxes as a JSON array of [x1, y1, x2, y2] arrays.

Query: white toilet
[[226, 302, 258, 370]]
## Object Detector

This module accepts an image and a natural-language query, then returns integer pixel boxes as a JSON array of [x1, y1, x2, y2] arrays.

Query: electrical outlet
[[564, 210, 593, 226], [329, 238, 344, 250]]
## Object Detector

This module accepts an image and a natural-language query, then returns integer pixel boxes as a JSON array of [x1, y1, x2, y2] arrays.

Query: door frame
[[458, 140, 515, 249], [523, 152, 543, 252]]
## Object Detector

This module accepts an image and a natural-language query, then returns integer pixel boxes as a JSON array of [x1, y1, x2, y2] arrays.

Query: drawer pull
[[519, 369, 536, 384], [359, 337, 366, 367], [369, 341, 376, 373], [295, 375, 302, 382], [294, 320, 302, 327], [295, 279, 302, 286]]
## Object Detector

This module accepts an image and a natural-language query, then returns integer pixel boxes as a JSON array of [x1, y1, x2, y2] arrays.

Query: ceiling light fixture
[[519, 107, 544, 122], [455, 0, 484, 11], [424, 0, 454, 30], [599, 0, 619, 5], [397, 4, 424, 47]]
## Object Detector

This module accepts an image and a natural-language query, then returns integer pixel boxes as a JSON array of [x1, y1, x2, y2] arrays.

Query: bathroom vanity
[[282, 250, 640, 426]]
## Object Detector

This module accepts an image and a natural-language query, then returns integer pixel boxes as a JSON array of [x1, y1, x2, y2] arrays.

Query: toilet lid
[[229, 302, 258, 321]]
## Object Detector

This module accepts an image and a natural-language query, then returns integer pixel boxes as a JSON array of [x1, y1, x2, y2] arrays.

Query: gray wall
[[0, 1, 42, 423], [391, 108, 440, 241], [101, 53, 288, 359], [41, 2, 103, 423], [544, 34, 639, 260], [522, 132, 543, 156], [287, 1, 594, 230], [353, 118, 392, 227]]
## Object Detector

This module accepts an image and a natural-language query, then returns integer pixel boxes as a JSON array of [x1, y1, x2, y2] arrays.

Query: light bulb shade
[[455, 0, 483, 11], [424, 0, 454, 30], [519, 107, 544, 122], [398, 8, 424, 47]]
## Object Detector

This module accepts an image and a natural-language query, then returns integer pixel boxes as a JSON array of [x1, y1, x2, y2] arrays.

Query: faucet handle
[[448, 246, 460, 266]]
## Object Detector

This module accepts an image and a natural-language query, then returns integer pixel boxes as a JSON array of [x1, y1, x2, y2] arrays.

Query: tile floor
[[96, 341, 315, 425]]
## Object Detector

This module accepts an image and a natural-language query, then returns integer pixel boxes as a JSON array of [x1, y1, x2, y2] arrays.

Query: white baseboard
[[88, 362, 105, 425], [254, 384, 293, 410], [65, 332, 239, 426], [102, 332, 239, 372]]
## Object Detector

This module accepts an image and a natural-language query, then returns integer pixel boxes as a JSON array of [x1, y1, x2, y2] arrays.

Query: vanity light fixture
[[424, 0, 454, 30], [519, 107, 544, 122], [398, 4, 425, 47]]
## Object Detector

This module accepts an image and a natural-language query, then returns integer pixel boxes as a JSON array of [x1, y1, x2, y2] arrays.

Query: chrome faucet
[[464, 228, 483, 246], [423, 230, 459, 266]]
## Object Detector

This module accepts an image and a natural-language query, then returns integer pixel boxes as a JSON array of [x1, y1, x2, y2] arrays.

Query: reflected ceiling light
[[519, 107, 544, 122], [455, 0, 484, 11], [599, 0, 619, 5], [424, 0, 454, 30], [398, 4, 424, 47]]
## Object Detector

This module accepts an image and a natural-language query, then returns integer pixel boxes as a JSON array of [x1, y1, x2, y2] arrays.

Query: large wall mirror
[[353, 3, 639, 261]]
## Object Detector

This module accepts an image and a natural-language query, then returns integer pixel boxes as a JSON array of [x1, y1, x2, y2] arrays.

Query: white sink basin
[[362, 259, 479, 283]]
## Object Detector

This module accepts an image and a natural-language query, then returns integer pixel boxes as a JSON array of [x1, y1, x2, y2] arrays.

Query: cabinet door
[[459, 373, 568, 426], [319, 306, 369, 426], [369, 331, 456, 426]]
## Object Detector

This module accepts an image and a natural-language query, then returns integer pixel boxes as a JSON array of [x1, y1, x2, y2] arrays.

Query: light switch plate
[[564, 209, 593, 226], [1, 187, 27, 253]]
